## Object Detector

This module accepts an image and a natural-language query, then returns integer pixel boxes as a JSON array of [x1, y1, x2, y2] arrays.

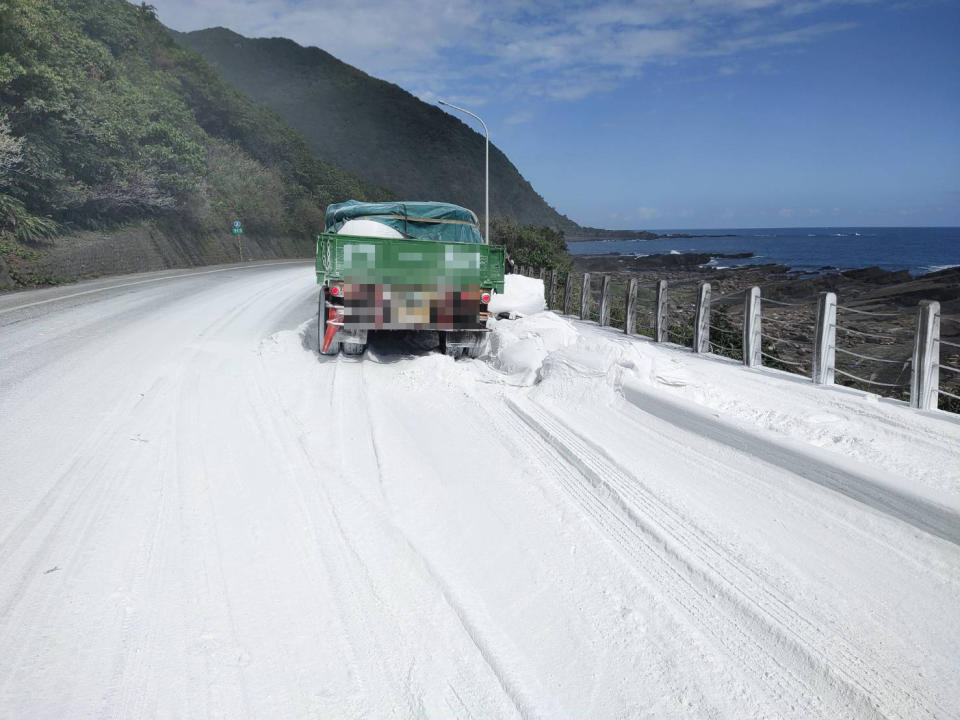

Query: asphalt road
[[1, 262, 957, 719]]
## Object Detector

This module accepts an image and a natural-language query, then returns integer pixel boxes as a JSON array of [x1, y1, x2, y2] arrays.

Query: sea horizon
[[566, 226, 960, 276], [584, 225, 960, 233]]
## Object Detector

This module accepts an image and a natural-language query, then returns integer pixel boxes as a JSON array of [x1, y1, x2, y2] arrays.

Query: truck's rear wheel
[[463, 341, 484, 359], [440, 331, 484, 360], [342, 342, 366, 356]]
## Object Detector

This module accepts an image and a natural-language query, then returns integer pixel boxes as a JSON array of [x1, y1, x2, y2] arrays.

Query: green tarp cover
[[325, 200, 483, 244]]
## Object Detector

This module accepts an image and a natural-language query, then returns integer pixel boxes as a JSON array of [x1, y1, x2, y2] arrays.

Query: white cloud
[[716, 21, 857, 54], [504, 110, 535, 125], [147, 0, 868, 103], [637, 206, 660, 220], [779, 207, 795, 217]]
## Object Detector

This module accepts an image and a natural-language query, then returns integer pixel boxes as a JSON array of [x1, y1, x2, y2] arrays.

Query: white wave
[[918, 264, 959, 274]]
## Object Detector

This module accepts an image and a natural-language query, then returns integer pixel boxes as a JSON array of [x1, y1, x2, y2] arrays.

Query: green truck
[[316, 200, 505, 358]]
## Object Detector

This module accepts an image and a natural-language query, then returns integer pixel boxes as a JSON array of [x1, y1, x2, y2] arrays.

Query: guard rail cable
[[760, 350, 806, 368], [836, 326, 899, 342], [710, 292, 747, 304], [760, 332, 800, 348], [834, 367, 910, 389], [836, 304, 902, 318], [835, 347, 912, 365], [761, 314, 812, 330], [708, 324, 741, 336], [759, 330, 812, 371], [761, 297, 817, 307], [666, 325, 689, 343]]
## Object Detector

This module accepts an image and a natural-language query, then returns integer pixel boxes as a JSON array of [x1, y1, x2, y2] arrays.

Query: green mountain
[[0, 0, 377, 249], [174, 28, 578, 231]]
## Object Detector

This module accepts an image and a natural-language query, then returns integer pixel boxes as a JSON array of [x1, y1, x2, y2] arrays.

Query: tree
[[490, 218, 571, 270], [0, 115, 23, 186]]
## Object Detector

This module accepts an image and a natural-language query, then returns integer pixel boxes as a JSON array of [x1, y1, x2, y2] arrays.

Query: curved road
[[1, 262, 957, 719]]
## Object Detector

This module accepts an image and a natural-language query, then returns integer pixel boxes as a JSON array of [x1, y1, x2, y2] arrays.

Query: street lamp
[[438, 100, 489, 245]]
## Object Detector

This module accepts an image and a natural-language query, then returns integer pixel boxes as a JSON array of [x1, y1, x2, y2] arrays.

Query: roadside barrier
[[528, 267, 960, 414]]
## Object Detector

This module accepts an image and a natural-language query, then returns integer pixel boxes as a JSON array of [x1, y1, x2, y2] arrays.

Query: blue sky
[[150, 0, 959, 229]]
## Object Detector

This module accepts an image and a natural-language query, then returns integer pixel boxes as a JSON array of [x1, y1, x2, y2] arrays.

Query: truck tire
[[440, 331, 484, 360], [463, 341, 484, 359], [342, 342, 366, 357]]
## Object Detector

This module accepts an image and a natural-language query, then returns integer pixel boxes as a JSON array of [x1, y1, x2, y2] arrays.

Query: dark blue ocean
[[566, 227, 960, 276]]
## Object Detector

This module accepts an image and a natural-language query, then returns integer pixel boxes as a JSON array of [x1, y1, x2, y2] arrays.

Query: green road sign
[[232, 228, 244, 235]]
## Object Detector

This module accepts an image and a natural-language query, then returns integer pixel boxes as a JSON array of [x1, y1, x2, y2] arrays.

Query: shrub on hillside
[[490, 218, 570, 271]]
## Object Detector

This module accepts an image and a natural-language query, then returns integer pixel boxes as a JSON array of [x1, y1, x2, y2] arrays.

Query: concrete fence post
[[547, 269, 557, 310], [654, 280, 668, 342], [580, 273, 592, 321], [743, 286, 762, 367], [599, 275, 611, 326], [563, 272, 573, 315], [538, 267, 545, 281], [625, 279, 638, 335], [812, 291, 837, 384], [911, 300, 940, 410], [693, 282, 711, 353]]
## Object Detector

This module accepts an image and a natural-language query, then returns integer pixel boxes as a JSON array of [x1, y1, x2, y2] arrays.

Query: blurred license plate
[[343, 283, 482, 330]]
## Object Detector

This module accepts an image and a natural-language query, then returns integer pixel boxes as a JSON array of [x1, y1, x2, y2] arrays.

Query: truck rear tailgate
[[316, 233, 505, 331]]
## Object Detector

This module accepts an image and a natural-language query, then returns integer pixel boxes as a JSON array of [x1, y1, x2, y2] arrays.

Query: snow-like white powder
[[337, 218, 404, 238], [2, 263, 958, 719]]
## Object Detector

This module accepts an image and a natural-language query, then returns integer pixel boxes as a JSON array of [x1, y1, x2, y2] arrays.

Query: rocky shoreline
[[567, 230, 738, 242], [570, 252, 959, 312]]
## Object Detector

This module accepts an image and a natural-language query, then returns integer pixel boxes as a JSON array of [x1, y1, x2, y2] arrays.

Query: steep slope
[[175, 28, 578, 231], [0, 0, 376, 255]]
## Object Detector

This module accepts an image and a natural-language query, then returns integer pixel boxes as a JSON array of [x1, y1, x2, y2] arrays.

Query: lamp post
[[438, 100, 489, 245]]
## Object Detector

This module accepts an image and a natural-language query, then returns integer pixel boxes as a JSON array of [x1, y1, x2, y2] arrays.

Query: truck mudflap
[[320, 302, 369, 354], [321, 303, 343, 354]]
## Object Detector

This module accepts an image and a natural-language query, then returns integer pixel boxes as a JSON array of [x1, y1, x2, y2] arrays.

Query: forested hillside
[[0, 0, 377, 256], [175, 28, 578, 231]]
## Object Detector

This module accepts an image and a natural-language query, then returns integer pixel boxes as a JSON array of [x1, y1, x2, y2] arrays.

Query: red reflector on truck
[[330, 285, 342, 297], [480, 292, 492, 304]]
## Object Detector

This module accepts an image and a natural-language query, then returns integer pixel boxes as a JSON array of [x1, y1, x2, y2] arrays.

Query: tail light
[[329, 284, 343, 297], [480, 291, 492, 304]]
